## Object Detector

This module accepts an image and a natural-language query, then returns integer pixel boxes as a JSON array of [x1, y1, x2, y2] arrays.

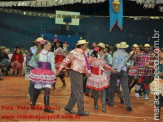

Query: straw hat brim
[[76, 42, 89, 45], [119, 45, 129, 48]]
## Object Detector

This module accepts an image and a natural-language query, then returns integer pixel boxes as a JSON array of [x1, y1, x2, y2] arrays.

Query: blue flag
[[109, 0, 123, 32]]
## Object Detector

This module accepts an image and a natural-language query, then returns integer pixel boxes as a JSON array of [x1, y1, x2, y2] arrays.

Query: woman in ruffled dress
[[53, 40, 66, 89], [86, 44, 116, 113], [29, 39, 56, 113]]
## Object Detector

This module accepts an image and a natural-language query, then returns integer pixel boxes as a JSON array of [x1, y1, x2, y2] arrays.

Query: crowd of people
[[0, 37, 162, 119]]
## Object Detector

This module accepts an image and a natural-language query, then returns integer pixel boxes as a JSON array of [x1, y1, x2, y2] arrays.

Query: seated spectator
[[0, 46, 11, 76], [11, 49, 24, 76]]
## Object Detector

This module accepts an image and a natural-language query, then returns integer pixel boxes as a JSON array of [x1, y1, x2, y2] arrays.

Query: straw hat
[[132, 44, 139, 48], [36, 37, 44, 43], [144, 44, 150, 47], [98, 42, 105, 48], [119, 42, 129, 48], [106, 44, 109, 47], [76, 40, 89, 45], [5, 48, 10, 53], [116, 43, 120, 48], [113, 0, 120, 4], [0, 46, 6, 49]]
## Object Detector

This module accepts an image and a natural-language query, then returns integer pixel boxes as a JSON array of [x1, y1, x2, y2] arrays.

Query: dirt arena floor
[[0, 76, 162, 122]]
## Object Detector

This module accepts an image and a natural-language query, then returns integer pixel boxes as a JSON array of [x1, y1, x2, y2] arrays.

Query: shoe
[[85, 93, 89, 96], [64, 108, 76, 114], [120, 99, 124, 104], [107, 103, 113, 107], [0, 78, 3, 80], [44, 107, 54, 113], [144, 94, 149, 100], [135, 93, 140, 98], [126, 107, 132, 111], [77, 111, 89, 116]]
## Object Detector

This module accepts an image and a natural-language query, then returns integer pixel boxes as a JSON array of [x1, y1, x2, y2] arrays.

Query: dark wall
[[0, 12, 162, 51]]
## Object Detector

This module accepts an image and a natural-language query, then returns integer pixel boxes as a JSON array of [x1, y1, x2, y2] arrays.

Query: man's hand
[[111, 69, 118, 74]]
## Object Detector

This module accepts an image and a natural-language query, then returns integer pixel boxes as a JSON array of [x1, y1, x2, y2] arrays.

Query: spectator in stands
[[11, 48, 24, 76], [0, 46, 11, 75]]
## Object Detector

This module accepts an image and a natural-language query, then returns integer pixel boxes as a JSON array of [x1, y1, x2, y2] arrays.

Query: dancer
[[105, 44, 124, 104], [127, 44, 139, 92], [53, 40, 66, 89], [108, 42, 132, 111], [128, 46, 140, 92], [135, 44, 154, 99], [58, 40, 91, 116], [26, 37, 42, 104], [29, 39, 56, 113], [86, 43, 116, 112]]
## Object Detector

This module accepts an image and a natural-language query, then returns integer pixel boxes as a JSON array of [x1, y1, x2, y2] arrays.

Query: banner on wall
[[55, 10, 80, 26], [109, 0, 123, 32], [41, 33, 82, 51]]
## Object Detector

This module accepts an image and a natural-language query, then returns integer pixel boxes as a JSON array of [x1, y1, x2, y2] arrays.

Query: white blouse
[[35, 49, 56, 72]]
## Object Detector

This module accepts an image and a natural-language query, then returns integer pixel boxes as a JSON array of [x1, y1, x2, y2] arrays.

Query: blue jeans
[[0, 59, 11, 71]]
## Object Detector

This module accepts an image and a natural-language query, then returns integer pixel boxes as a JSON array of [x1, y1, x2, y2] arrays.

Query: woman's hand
[[56, 70, 61, 76]]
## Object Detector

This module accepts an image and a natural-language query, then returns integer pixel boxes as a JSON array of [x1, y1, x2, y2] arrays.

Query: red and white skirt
[[86, 73, 109, 91], [29, 68, 56, 85]]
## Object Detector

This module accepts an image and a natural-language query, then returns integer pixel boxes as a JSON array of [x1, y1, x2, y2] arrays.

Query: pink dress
[[86, 56, 112, 91]]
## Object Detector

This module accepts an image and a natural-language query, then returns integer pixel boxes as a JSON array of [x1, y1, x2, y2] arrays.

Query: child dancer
[[86, 44, 116, 112], [53, 40, 66, 89], [29, 40, 56, 113]]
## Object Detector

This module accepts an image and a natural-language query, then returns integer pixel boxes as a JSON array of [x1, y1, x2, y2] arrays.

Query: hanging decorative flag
[[109, 0, 123, 32]]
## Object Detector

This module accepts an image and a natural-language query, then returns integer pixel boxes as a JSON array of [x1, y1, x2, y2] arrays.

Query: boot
[[60, 77, 66, 87], [44, 96, 54, 113], [102, 97, 106, 113], [53, 83, 56, 90], [30, 89, 40, 109], [120, 98, 124, 104], [94, 97, 99, 110]]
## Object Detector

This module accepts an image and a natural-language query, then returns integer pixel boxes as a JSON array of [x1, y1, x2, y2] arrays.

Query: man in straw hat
[[26, 37, 43, 104], [134, 44, 154, 100], [108, 42, 132, 111], [58, 40, 91, 116]]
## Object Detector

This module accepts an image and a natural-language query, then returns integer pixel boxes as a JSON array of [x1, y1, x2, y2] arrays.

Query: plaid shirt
[[135, 51, 154, 76]]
